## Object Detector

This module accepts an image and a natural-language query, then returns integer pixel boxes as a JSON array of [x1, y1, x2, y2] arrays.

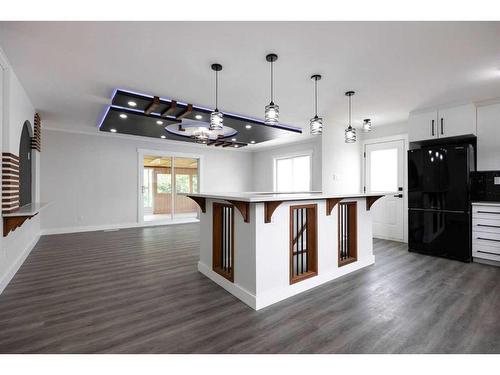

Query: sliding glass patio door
[[141, 155, 199, 223]]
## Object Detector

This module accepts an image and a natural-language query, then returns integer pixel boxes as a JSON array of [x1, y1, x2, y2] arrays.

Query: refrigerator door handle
[[440, 118, 444, 135], [431, 119, 435, 136]]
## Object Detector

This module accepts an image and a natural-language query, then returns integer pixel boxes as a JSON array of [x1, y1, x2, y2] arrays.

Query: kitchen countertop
[[471, 201, 500, 206], [185, 191, 395, 203]]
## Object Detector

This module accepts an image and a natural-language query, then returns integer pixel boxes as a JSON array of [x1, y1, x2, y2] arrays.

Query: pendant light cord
[[215, 70, 219, 111], [270, 60, 274, 102], [348, 94, 352, 127], [314, 78, 318, 117]]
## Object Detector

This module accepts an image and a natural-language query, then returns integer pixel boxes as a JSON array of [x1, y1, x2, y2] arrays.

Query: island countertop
[[185, 191, 394, 203]]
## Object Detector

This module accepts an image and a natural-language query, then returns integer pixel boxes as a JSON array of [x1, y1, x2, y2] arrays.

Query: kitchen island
[[186, 192, 390, 310]]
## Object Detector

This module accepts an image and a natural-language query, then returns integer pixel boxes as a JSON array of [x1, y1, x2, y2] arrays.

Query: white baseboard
[[41, 218, 199, 236], [0, 233, 40, 295], [197, 262, 257, 309]]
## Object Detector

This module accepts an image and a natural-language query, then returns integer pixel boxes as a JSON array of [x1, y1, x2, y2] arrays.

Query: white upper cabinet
[[477, 102, 500, 170], [408, 110, 438, 142], [437, 104, 477, 138], [408, 103, 476, 142]]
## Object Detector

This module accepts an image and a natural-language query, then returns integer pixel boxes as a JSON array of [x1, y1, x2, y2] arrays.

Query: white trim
[[0, 233, 40, 295], [40, 218, 199, 236], [197, 262, 257, 310], [362, 133, 409, 243], [273, 149, 313, 192]]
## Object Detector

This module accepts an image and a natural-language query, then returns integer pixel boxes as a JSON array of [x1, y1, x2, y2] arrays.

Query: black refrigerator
[[408, 143, 475, 262]]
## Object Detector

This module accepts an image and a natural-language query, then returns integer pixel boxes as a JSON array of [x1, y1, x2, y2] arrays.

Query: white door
[[365, 139, 405, 242]]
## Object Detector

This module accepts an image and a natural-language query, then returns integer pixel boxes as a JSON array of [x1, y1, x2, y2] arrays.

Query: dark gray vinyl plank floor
[[0, 224, 499, 353]]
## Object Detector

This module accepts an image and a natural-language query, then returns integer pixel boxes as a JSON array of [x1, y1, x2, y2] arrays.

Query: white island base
[[188, 192, 387, 310]]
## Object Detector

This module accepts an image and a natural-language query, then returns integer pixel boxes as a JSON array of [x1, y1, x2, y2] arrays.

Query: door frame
[[137, 148, 204, 224], [362, 134, 409, 243]]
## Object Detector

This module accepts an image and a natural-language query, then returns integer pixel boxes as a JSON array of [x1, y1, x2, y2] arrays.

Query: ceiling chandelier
[[362, 118, 372, 133], [209, 63, 223, 132], [191, 127, 210, 144], [344, 91, 357, 143], [264, 53, 279, 126], [310, 74, 323, 135]]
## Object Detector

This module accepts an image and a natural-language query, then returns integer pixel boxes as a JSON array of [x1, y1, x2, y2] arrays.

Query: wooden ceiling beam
[[161, 100, 177, 117], [145, 96, 160, 115], [176, 104, 193, 119]]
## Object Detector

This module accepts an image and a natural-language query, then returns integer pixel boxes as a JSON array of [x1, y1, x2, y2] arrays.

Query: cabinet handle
[[478, 223, 500, 228], [393, 194, 403, 198], [440, 118, 444, 135], [477, 237, 500, 243], [431, 119, 435, 136], [477, 211, 500, 214]]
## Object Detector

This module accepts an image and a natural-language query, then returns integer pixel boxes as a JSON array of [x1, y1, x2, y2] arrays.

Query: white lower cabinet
[[472, 203, 500, 263]]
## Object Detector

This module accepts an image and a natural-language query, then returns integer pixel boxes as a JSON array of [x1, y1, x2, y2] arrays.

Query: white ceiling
[[1, 21, 500, 147]]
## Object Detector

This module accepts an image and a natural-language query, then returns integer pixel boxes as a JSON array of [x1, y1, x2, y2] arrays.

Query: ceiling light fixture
[[110, 128, 117, 133], [265, 53, 279, 126], [161, 135, 166, 139], [310, 74, 323, 135], [127, 101, 137, 107], [231, 138, 237, 141], [250, 140, 255, 144], [234, 145, 239, 148], [362, 118, 372, 133], [209, 63, 223, 131], [245, 124, 252, 129], [156, 120, 164, 125], [119, 113, 127, 119], [344, 91, 357, 143], [191, 127, 210, 144], [195, 114, 203, 120]]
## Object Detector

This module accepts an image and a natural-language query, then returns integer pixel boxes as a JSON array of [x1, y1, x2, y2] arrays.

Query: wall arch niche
[[19, 120, 33, 207]]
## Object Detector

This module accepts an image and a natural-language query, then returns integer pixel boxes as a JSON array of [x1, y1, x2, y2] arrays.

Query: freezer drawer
[[409, 210, 471, 262]]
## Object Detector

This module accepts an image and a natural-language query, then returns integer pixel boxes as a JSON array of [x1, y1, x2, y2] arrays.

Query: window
[[175, 174, 190, 193], [143, 168, 153, 207], [369, 148, 398, 192], [275, 154, 311, 192], [192, 175, 198, 193], [157, 173, 171, 193]]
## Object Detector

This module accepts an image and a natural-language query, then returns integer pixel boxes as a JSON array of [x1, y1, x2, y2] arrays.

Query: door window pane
[[143, 168, 153, 208], [275, 155, 311, 192], [370, 148, 397, 192], [157, 173, 172, 193], [175, 174, 190, 193], [192, 175, 198, 193]]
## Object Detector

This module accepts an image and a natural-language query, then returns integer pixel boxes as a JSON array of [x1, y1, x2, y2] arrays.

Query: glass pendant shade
[[265, 54, 279, 126], [210, 110, 223, 131], [345, 126, 356, 143], [192, 127, 210, 144], [265, 102, 280, 125], [362, 118, 372, 133], [310, 115, 323, 135], [209, 63, 223, 131]]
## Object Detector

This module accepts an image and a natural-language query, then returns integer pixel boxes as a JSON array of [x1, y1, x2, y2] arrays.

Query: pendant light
[[191, 127, 210, 144], [265, 53, 279, 126], [362, 118, 372, 133], [209, 63, 223, 131], [344, 91, 357, 143], [310, 74, 323, 135]]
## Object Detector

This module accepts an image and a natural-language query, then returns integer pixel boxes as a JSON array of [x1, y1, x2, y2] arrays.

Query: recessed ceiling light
[[110, 128, 117, 133], [231, 138, 236, 142], [161, 135, 166, 139], [245, 124, 252, 129], [156, 120, 164, 125], [119, 113, 127, 119], [234, 145, 239, 148], [250, 140, 255, 144], [128, 101, 137, 107], [195, 114, 203, 120]]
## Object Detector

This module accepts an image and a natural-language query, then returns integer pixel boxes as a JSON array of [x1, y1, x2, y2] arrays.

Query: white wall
[[251, 138, 322, 192], [361, 122, 408, 141], [40, 129, 253, 232], [0, 50, 40, 293], [322, 121, 363, 194]]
